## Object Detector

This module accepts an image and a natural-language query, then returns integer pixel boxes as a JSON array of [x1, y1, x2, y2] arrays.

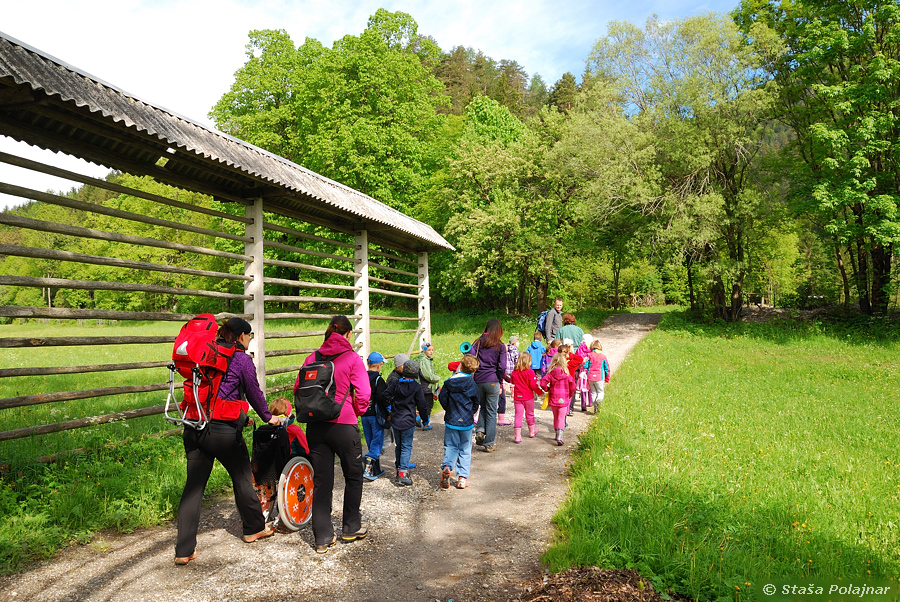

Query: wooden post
[[418, 252, 431, 350], [245, 198, 266, 388], [354, 230, 370, 359]]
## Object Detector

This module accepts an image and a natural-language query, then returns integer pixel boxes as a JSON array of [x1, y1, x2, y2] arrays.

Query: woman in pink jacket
[[540, 352, 574, 446], [295, 315, 371, 553]]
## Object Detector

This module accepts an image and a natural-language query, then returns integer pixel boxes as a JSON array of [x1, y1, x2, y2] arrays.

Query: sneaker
[[315, 535, 337, 554], [456, 476, 468, 489], [440, 466, 451, 489], [422, 423, 433, 431], [408, 461, 417, 469], [483, 444, 497, 453], [398, 471, 413, 486], [416, 417, 423, 428], [341, 525, 368, 542], [174, 551, 197, 566], [242, 524, 276, 543], [475, 431, 485, 446]]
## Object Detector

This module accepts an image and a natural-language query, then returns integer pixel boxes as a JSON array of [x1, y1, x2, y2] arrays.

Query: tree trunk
[[870, 242, 892, 315], [612, 252, 622, 310], [711, 275, 727, 320], [537, 278, 548, 312], [685, 253, 697, 311], [855, 238, 872, 315], [833, 239, 850, 310]]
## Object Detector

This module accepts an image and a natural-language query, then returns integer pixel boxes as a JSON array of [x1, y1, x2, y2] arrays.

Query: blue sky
[[1, 0, 738, 208]]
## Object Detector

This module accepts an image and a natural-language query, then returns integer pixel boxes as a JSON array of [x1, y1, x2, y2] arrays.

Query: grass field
[[0, 308, 613, 574], [544, 312, 900, 600]]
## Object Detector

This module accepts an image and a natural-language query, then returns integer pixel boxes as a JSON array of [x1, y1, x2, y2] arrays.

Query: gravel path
[[2, 313, 661, 602]]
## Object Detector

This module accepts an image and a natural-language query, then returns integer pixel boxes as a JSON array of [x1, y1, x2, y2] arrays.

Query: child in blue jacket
[[384, 360, 429, 486], [438, 355, 480, 489]]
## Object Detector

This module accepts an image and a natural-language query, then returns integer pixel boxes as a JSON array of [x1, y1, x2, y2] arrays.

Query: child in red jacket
[[540, 352, 574, 446], [511, 354, 545, 442]]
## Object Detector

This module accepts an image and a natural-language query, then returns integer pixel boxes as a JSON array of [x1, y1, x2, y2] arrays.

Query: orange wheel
[[277, 456, 314, 531]]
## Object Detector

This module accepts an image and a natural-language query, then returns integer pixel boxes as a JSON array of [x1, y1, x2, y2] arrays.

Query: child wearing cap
[[362, 352, 388, 481], [417, 342, 440, 430], [438, 355, 480, 489], [384, 359, 429, 486]]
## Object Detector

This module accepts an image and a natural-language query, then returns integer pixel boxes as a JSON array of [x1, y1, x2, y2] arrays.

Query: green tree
[[735, 0, 900, 314], [548, 72, 578, 113]]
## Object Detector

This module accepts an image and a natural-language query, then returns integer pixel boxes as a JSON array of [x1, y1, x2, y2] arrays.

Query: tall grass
[[0, 309, 612, 574], [545, 312, 900, 599]]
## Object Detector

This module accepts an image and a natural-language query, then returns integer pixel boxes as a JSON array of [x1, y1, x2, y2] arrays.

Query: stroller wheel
[[277, 456, 314, 531]]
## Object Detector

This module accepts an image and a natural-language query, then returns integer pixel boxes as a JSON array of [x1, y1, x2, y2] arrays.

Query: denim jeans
[[360, 415, 384, 460], [392, 426, 415, 473], [474, 381, 500, 447], [442, 427, 473, 478]]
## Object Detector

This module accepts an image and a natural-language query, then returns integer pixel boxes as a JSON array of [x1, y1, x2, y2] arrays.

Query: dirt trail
[[2, 313, 661, 602]]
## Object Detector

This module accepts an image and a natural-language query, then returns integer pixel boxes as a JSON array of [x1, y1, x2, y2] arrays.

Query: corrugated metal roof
[[0, 32, 454, 253]]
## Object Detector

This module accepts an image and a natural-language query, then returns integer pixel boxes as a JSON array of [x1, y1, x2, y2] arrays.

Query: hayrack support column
[[418, 252, 431, 349], [354, 230, 370, 359], [245, 198, 266, 388]]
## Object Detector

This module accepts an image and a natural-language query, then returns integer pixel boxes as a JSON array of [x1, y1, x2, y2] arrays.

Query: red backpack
[[164, 314, 243, 430]]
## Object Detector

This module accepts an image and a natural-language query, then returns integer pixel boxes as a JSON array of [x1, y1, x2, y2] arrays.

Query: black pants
[[498, 388, 507, 414], [306, 422, 364, 546], [175, 423, 265, 557]]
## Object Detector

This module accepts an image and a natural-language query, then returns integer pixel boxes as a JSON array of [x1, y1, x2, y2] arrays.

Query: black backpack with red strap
[[293, 350, 352, 422]]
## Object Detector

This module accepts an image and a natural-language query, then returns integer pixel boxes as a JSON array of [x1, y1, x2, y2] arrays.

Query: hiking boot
[[422, 422, 433, 431], [315, 535, 337, 554], [398, 471, 413, 486], [475, 431, 485, 446], [242, 524, 276, 543], [341, 525, 368, 542], [440, 465, 451, 489], [174, 551, 197, 566], [483, 444, 497, 453]]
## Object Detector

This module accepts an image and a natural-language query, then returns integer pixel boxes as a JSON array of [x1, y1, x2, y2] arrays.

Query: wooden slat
[[370, 329, 422, 334], [266, 329, 361, 340], [0, 336, 171, 348], [0, 244, 249, 281], [262, 220, 355, 248], [265, 365, 303, 376], [0, 384, 169, 410], [265, 313, 362, 321], [0, 306, 249, 323], [0, 275, 250, 301], [0, 182, 251, 243], [263, 276, 358, 292], [263, 257, 355, 278], [368, 274, 421, 289], [369, 249, 419, 267], [263, 239, 355, 262], [35, 427, 182, 464], [0, 361, 169, 378], [266, 384, 294, 395], [0, 150, 252, 224], [265, 347, 318, 358], [0, 213, 251, 261], [264, 295, 360, 305], [0, 405, 168, 442], [368, 315, 421, 321], [369, 287, 423, 300], [369, 261, 417, 278]]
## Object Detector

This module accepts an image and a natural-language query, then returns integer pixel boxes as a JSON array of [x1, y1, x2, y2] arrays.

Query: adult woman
[[175, 318, 281, 566], [296, 315, 371, 553], [555, 313, 585, 349], [467, 318, 508, 452]]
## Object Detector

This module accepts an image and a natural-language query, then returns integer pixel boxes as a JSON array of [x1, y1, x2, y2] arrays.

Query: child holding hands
[[511, 353, 545, 442], [438, 355, 480, 489], [540, 352, 574, 446]]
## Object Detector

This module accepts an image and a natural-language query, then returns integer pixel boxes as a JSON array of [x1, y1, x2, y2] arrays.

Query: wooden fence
[[0, 150, 431, 451]]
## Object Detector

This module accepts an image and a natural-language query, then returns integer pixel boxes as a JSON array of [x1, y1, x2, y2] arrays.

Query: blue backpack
[[536, 310, 549, 336]]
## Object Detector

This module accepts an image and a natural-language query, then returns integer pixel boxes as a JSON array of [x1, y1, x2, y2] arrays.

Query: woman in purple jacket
[[467, 318, 508, 452], [174, 318, 282, 566]]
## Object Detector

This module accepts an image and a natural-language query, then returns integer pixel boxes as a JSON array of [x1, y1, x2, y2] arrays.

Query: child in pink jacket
[[511, 354, 545, 443], [586, 339, 611, 409], [540, 352, 574, 446]]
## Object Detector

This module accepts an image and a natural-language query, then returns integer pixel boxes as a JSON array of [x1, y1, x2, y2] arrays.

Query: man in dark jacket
[[384, 360, 429, 486], [545, 298, 563, 341], [438, 355, 479, 489]]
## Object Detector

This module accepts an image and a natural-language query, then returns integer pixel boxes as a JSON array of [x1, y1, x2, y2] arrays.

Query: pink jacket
[[540, 367, 573, 407], [295, 333, 370, 425], [587, 351, 610, 383], [511, 368, 544, 401]]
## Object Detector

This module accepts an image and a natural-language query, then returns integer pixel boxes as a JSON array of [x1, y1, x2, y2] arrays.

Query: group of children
[[357, 331, 611, 490]]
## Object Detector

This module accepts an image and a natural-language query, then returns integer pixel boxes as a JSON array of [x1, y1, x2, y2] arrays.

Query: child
[[362, 351, 388, 481], [497, 335, 520, 427], [438, 355, 480, 489], [576, 334, 593, 411], [268, 397, 309, 457], [525, 332, 546, 381], [384, 360, 429, 486], [511, 353, 545, 442], [541, 339, 561, 376], [417, 342, 440, 430], [586, 339, 611, 410], [540, 352, 574, 446], [562, 342, 583, 417]]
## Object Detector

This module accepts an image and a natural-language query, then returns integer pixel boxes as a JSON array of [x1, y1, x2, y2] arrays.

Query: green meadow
[[0, 309, 612, 574], [546, 312, 900, 600]]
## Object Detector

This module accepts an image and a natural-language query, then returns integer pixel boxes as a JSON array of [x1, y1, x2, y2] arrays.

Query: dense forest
[[2, 1, 898, 320]]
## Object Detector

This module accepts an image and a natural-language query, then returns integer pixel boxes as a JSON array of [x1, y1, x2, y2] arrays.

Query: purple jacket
[[467, 334, 508, 384], [218, 347, 272, 421]]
